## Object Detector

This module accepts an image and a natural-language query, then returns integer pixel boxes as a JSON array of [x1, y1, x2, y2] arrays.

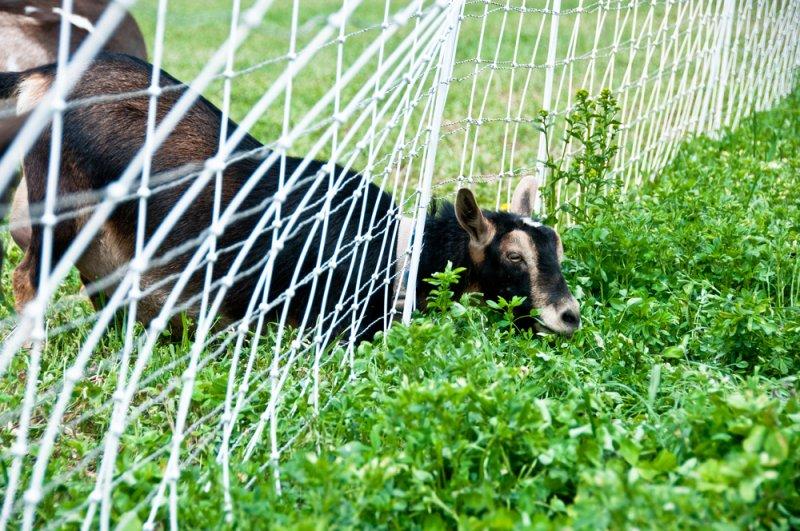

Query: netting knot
[[277, 136, 292, 151], [50, 97, 66, 112], [131, 256, 148, 274], [205, 156, 226, 173], [41, 212, 57, 227], [11, 441, 27, 457], [108, 419, 125, 439], [327, 12, 345, 28], [166, 464, 180, 482], [65, 366, 83, 384], [151, 317, 167, 332], [210, 222, 225, 237], [24, 488, 43, 506], [23, 300, 44, 319], [107, 181, 128, 202], [243, 8, 263, 29]]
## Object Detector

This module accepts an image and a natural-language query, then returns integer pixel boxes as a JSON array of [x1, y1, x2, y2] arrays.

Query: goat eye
[[507, 252, 523, 262]]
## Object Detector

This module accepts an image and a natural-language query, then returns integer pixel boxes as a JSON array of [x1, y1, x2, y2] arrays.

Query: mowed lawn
[[0, 1, 798, 528]]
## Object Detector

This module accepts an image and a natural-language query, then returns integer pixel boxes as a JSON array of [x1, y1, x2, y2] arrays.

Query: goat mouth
[[532, 318, 575, 338], [514, 314, 557, 335], [533, 320, 559, 335], [513, 314, 574, 337]]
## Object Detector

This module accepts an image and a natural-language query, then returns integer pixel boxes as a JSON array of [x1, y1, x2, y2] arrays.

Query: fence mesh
[[0, 0, 798, 527]]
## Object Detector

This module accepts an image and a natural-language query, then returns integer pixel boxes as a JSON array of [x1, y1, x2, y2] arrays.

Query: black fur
[[0, 71, 20, 99]]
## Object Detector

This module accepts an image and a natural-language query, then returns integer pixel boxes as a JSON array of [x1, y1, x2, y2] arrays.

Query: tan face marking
[[500, 229, 549, 307], [468, 219, 495, 264], [16, 72, 51, 114], [554, 231, 564, 263]]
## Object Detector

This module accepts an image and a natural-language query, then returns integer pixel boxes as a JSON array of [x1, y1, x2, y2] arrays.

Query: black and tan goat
[[0, 53, 580, 341]]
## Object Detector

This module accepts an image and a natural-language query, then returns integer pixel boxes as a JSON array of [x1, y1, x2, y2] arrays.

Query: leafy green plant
[[424, 261, 467, 313], [537, 89, 622, 227], [485, 295, 527, 329]]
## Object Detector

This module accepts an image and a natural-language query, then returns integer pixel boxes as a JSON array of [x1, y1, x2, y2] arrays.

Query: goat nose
[[560, 309, 581, 329]]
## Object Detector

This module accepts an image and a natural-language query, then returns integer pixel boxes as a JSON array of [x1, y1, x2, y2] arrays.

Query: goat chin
[[514, 311, 577, 338]]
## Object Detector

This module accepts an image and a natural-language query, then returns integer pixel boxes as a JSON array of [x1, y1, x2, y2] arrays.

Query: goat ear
[[455, 188, 492, 245], [510, 175, 539, 217]]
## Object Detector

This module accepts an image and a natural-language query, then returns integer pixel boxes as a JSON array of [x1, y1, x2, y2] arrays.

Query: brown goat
[[0, 0, 147, 71], [1, 0, 147, 276]]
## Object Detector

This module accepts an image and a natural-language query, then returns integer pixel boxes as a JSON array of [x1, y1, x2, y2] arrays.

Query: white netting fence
[[0, 0, 798, 527]]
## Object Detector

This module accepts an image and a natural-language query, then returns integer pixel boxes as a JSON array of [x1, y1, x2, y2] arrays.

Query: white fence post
[[535, 0, 561, 214], [401, 0, 465, 325]]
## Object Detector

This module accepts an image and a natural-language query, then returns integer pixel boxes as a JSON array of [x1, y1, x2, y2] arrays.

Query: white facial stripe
[[521, 218, 542, 228]]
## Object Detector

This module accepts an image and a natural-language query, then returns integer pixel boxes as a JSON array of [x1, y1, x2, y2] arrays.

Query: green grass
[[1, 1, 799, 528], [3, 84, 798, 530], [203, 89, 800, 529]]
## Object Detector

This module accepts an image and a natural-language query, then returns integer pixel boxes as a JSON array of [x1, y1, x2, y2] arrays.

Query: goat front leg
[[12, 245, 37, 314]]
